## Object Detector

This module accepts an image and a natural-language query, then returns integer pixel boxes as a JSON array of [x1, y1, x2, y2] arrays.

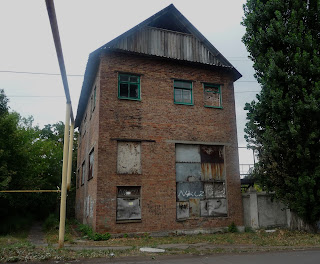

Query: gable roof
[[75, 4, 241, 127]]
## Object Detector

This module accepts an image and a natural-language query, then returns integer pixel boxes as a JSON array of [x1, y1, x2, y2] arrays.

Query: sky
[[0, 0, 260, 165]]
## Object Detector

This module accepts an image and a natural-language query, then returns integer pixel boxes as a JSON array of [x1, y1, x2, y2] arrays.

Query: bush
[[245, 226, 254, 233], [43, 214, 59, 231], [78, 224, 110, 241], [93, 232, 111, 241], [228, 222, 238, 233], [0, 214, 33, 235]]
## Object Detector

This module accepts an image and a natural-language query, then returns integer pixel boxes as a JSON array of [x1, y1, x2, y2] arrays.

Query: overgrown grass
[[75, 229, 320, 248], [77, 223, 111, 241], [1, 228, 320, 262], [43, 215, 76, 244]]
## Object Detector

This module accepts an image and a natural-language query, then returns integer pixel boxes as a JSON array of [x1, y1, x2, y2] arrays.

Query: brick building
[[75, 4, 243, 235]]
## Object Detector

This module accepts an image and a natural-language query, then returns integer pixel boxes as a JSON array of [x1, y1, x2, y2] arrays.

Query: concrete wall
[[243, 189, 287, 229]]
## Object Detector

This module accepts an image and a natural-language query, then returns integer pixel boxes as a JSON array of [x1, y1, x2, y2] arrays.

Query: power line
[[0, 70, 83, 77], [7, 95, 65, 98], [236, 81, 258, 83], [5, 91, 260, 98], [235, 90, 260, 94], [1, 70, 259, 83]]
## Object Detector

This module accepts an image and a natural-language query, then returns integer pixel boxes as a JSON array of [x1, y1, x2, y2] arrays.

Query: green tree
[[0, 90, 78, 233], [242, 0, 320, 228]]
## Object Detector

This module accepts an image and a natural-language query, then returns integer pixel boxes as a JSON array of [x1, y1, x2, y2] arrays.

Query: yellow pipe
[[67, 122, 74, 191], [59, 103, 71, 248], [0, 190, 61, 193]]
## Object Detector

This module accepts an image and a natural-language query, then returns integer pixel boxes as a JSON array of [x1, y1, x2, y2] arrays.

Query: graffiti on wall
[[176, 144, 227, 220]]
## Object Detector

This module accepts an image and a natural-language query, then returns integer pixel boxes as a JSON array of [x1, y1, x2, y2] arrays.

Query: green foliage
[[0, 90, 78, 233], [93, 232, 111, 241], [242, 0, 320, 228], [245, 227, 254, 233], [228, 222, 239, 233], [43, 214, 59, 231], [0, 214, 34, 235], [78, 224, 111, 241]]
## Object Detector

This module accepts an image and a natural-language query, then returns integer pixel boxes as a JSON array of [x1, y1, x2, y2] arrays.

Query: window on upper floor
[[88, 149, 94, 180], [118, 74, 140, 100], [83, 113, 87, 137], [203, 83, 222, 108], [91, 85, 97, 113], [174, 80, 193, 105]]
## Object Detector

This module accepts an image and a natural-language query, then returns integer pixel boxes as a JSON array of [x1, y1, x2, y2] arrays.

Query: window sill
[[118, 97, 141, 101], [116, 220, 142, 224], [88, 177, 93, 181], [177, 215, 229, 221], [204, 105, 223, 109], [174, 102, 194, 106]]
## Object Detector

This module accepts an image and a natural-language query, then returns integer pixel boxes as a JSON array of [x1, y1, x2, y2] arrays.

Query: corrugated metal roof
[[75, 4, 242, 127]]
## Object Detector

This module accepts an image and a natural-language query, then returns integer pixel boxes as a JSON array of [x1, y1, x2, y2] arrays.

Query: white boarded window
[[117, 142, 141, 174]]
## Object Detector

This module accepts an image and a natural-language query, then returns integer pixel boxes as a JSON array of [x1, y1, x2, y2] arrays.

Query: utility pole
[[45, 0, 75, 248]]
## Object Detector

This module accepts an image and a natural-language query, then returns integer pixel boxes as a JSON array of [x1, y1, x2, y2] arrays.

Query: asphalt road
[[34, 250, 320, 264]]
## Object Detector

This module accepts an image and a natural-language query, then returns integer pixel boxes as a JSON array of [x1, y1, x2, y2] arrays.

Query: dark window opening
[[88, 149, 94, 180], [118, 74, 140, 100]]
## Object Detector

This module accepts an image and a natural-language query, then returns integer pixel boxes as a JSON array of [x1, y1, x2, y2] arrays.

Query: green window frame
[[174, 80, 193, 105], [118, 74, 140, 100], [203, 83, 222, 108]]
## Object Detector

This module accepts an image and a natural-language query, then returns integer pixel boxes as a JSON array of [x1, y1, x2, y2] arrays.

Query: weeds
[[227, 222, 238, 233], [78, 224, 111, 241], [43, 214, 59, 231], [1, 226, 320, 262]]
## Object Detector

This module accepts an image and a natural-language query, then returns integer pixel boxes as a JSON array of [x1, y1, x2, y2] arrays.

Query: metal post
[[67, 122, 74, 191], [59, 103, 71, 248]]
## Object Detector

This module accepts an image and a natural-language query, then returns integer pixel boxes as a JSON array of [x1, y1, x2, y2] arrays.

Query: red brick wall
[[77, 51, 243, 234], [75, 69, 100, 230]]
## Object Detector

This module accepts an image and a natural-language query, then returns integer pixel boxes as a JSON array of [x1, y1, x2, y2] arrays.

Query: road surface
[[32, 249, 320, 264]]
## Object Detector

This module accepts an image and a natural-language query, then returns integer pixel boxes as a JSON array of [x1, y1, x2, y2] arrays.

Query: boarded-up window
[[88, 149, 94, 180], [176, 144, 227, 220], [81, 161, 86, 185], [117, 186, 141, 221], [117, 142, 141, 174], [204, 84, 222, 108]]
